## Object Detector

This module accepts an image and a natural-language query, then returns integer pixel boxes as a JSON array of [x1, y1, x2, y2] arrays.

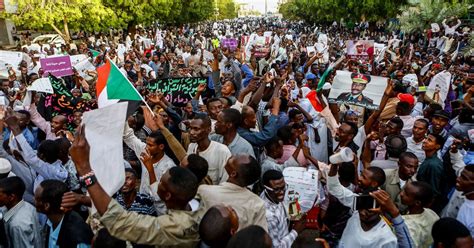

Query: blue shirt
[[46, 217, 90, 248], [4, 127, 38, 150]]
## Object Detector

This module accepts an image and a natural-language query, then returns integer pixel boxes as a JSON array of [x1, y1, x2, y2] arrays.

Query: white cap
[[0, 158, 11, 174]]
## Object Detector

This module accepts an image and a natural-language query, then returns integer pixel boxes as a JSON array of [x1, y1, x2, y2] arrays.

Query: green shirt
[[416, 155, 444, 195]]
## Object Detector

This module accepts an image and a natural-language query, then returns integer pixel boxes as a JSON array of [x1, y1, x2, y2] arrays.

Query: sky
[[235, 0, 280, 14]]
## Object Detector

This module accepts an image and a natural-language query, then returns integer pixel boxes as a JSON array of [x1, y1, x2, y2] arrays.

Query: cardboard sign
[[37, 76, 96, 130], [40, 55, 73, 77], [146, 77, 208, 106], [70, 54, 88, 67], [221, 38, 238, 51]]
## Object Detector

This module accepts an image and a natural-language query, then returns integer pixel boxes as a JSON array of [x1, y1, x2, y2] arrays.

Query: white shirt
[[457, 199, 474, 237], [187, 141, 231, 185], [340, 212, 398, 248], [406, 136, 426, 163], [399, 115, 415, 138]]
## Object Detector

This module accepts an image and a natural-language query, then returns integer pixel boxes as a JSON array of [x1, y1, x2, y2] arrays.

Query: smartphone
[[354, 194, 377, 211]]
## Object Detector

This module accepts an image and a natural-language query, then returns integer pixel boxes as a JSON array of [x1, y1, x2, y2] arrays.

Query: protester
[[197, 154, 268, 231], [199, 204, 239, 248], [455, 165, 474, 238], [399, 181, 440, 247], [35, 179, 93, 247], [381, 152, 419, 212], [0, 14, 472, 247], [261, 170, 305, 247], [187, 115, 232, 185], [432, 218, 473, 247], [0, 177, 42, 247]]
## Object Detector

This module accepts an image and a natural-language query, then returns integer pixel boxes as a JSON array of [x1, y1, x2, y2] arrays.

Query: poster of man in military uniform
[[329, 71, 387, 110]]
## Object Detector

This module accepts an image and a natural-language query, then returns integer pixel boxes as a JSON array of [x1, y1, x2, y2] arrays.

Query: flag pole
[[105, 55, 156, 117], [143, 100, 156, 117]]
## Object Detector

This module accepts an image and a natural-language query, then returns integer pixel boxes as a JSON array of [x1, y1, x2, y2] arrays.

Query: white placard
[[427, 70, 451, 108], [283, 167, 319, 214], [82, 102, 128, 201], [28, 78, 53, 94]]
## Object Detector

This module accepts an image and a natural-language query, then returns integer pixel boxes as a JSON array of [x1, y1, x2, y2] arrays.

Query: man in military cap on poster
[[336, 73, 374, 107]]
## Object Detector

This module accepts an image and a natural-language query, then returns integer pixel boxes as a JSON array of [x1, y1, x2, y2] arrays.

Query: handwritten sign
[[283, 167, 319, 217], [221, 38, 238, 51], [146, 77, 208, 107], [40, 55, 73, 77], [37, 76, 95, 130]]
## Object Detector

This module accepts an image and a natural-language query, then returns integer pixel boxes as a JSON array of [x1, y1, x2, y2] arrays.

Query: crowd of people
[[0, 16, 473, 248]]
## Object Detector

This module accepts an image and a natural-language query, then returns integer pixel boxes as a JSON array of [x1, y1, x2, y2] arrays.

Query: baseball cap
[[397, 93, 415, 106], [433, 110, 450, 120]]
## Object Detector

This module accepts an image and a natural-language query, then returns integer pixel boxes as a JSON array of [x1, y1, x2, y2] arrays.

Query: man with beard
[[333, 121, 359, 154], [187, 115, 231, 185]]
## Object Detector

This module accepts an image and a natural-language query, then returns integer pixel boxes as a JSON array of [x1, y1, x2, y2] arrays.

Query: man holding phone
[[339, 189, 397, 248]]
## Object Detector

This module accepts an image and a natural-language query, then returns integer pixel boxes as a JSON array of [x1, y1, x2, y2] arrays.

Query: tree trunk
[[127, 23, 137, 38], [63, 17, 71, 43], [50, 23, 66, 38]]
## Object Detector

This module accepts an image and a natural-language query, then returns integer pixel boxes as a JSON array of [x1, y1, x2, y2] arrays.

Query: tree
[[216, 0, 237, 20], [278, 0, 409, 24], [398, 0, 472, 34], [102, 0, 174, 32], [166, 0, 214, 25], [3, 0, 117, 42]]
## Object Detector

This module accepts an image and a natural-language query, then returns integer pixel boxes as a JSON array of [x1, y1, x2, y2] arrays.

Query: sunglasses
[[264, 184, 288, 193]]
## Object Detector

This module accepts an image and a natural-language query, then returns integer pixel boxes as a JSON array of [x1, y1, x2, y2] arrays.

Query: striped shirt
[[114, 192, 157, 216], [260, 192, 298, 248]]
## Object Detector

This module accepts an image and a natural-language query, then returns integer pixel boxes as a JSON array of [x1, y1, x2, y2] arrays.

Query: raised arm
[[142, 106, 187, 162], [6, 116, 67, 182], [364, 81, 392, 135], [26, 102, 52, 137]]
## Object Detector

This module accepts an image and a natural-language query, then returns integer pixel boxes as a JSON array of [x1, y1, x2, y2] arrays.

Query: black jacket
[[44, 211, 93, 248]]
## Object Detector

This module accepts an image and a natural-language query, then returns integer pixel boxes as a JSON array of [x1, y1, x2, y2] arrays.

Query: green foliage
[[102, 0, 173, 28], [279, 0, 409, 23], [398, 0, 472, 34], [216, 0, 238, 20], [461, 32, 474, 56], [3, 0, 238, 38], [4, 0, 117, 35], [166, 0, 214, 24]]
